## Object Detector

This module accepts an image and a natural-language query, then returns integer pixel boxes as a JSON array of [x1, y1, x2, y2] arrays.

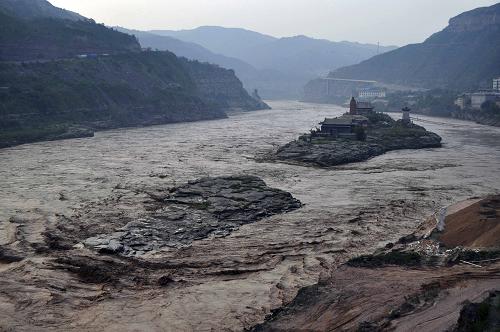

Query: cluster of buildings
[[313, 97, 412, 140], [317, 97, 373, 138], [455, 78, 500, 110]]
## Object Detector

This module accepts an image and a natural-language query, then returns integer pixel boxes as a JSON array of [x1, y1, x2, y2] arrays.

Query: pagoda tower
[[349, 97, 357, 115]]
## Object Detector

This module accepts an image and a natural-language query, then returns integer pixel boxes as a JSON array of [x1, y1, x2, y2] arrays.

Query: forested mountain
[[331, 3, 500, 90]]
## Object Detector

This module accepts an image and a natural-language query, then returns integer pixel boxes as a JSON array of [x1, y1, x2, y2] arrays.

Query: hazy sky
[[50, 0, 499, 46]]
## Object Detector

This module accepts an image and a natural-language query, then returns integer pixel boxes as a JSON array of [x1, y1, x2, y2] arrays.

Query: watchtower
[[402, 106, 411, 123]]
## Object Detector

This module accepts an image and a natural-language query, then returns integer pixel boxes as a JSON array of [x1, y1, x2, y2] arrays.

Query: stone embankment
[[452, 110, 500, 127]]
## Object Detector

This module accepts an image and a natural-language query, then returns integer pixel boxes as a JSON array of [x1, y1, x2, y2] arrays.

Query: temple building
[[349, 97, 374, 115], [316, 96, 372, 138], [320, 114, 368, 138], [320, 118, 354, 137]]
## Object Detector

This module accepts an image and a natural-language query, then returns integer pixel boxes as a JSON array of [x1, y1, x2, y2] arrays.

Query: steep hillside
[[117, 27, 302, 99], [0, 51, 267, 148], [0, 52, 218, 133], [331, 3, 500, 90], [0, 7, 140, 61], [0, 0, 84, 21], [186, 59, 269, 111]]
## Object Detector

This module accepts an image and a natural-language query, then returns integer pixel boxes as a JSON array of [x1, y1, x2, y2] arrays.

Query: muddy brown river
[[1, 101, 500, 331]]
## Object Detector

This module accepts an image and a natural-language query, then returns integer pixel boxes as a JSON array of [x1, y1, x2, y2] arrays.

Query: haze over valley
[[1, 1, 500, 331]]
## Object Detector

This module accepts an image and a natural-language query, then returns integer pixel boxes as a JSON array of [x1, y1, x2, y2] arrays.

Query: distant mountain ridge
[[152, 26, 396, 73], [145, 26, 396, 98], [331, 3, 500, 90], [116, 27, 258, 78], [150, 26, 277, 59]]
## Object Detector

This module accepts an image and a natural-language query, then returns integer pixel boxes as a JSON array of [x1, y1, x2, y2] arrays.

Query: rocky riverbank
[[252, 195, 500, 331], [270, 113, 442, 167], [452, 109, 500, 127], [0, 125, 95, 149]]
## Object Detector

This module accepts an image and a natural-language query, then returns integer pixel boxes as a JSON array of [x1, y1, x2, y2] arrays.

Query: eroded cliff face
[[448, 3, 500, 32], [187, 61, 271, 111]]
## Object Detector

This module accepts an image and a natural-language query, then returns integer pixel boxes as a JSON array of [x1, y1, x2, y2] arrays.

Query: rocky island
[[272, 99, 442, 167]]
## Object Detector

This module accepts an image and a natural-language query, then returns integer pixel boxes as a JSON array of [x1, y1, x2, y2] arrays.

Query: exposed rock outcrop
[[453, 291, 500, 332], [186, 61, 271, 111], [52, 175, 301, 256]]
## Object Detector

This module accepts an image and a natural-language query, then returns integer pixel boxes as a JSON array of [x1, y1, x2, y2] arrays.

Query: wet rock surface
[[272, 122, 442, 167], [453, 291, 500, 332], [57, 176, 301, 256]]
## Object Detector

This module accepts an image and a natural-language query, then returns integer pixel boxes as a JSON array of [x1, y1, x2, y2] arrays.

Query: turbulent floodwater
[[1, 100, 500, 331], [1, 100, 499, 225]]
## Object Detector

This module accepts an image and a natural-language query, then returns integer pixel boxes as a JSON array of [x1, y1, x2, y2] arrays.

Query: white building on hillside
[[358, 88, 386, 99], [471, 90, 500, 110], [493, 78, 500, 92], [454, 94, 468, 110]]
